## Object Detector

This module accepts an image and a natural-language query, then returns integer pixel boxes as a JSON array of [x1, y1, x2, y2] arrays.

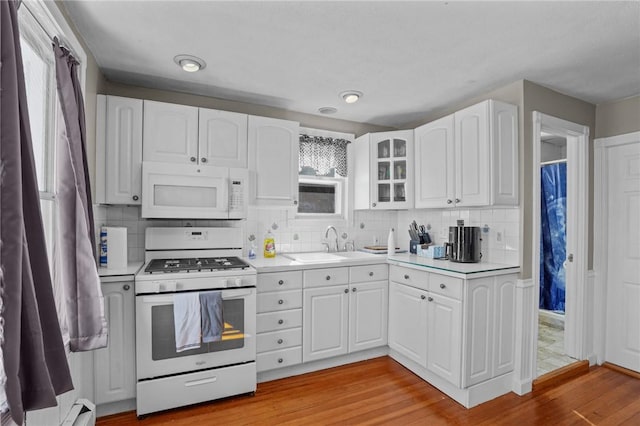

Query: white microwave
[[141, 162, 248, 219]]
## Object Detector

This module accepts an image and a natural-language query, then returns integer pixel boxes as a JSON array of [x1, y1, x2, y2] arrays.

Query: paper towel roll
[[105, 226, 128, 269]]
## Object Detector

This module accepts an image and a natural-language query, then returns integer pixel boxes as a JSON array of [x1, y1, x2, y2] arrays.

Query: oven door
[[136, 287, 256, 380], [141, 162, 229, 219]]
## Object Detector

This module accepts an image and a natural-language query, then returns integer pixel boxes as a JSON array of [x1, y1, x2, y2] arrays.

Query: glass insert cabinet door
[[371, 131, 413, 208]]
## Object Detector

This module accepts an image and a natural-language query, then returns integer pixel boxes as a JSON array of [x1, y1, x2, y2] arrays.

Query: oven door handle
[[138, 289, 254, 304], [222, 289, 254, 300]]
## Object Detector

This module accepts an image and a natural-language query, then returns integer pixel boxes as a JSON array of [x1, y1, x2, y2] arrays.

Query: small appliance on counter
[[445, 220, 482, 263]]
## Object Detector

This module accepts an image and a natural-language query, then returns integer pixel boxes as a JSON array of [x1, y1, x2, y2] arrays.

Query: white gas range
[[134, 227, 257, 417]]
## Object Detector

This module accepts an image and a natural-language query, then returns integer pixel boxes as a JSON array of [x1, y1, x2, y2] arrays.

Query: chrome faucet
[[324, 226, 339, 252]]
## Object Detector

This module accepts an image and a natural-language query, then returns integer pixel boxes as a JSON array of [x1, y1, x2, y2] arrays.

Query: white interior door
[[605, 141, 640, 373]]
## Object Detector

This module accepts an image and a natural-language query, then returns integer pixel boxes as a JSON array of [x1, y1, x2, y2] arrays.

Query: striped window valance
[[299, 134, 350, 177]]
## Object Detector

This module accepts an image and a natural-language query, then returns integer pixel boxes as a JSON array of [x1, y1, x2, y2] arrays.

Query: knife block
[[409, 239, 421, 254]]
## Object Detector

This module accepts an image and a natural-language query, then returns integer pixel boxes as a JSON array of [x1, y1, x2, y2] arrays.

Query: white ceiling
[[63, 1, 640, 128]]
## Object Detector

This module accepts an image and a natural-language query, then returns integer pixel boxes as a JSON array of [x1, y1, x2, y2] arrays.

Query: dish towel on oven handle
[[173, 292, 202, 352], [200, 291, 224, 343]]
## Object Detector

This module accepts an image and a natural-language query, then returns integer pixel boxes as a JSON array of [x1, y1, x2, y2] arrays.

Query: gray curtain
[[0, 1, 74, 423], [53, 38, 107, 352], [299, 134, 350, 177]]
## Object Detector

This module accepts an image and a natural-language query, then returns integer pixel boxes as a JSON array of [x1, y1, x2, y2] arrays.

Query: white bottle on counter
[[387, 228, 396, 257]]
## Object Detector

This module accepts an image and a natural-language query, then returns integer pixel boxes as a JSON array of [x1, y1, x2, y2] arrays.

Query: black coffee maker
[[445, 220, 482, 263]]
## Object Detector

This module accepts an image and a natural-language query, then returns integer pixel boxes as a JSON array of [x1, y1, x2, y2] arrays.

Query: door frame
[[532, 112, 589, 372], [593, 131, 640, 364]]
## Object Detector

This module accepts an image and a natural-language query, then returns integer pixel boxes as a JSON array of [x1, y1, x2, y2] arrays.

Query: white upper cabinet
[[248, 115, 300, 207], [198, 109, 248, 167], [353, 130, 414, 210], [143, 100, 199, 164], [414, 99, 518, 209], [143, 100, 248, 167], [96, 95, 143, 205], [414, 115, 455, 209]]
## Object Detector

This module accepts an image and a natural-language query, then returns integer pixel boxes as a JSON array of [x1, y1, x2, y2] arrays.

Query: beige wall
[[522, 80, 596, 279], [595, 95, 640, 138], [101, 81, 393, 137]]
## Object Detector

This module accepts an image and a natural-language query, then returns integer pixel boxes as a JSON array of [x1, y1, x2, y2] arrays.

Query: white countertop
[[246, 253, 388, 273], [387, 253, 519, 278], [98, 262, 144, 278]]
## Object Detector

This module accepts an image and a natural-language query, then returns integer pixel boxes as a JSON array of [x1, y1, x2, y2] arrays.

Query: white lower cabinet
[[303, 264, 389, 363], [388, 282, 428, 367], [94, 277, 136, 405], [256, 271, 303, 372], [388, 265, 517, 400]]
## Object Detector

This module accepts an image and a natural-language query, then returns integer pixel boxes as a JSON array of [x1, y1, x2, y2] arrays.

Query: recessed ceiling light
[[318, 107, 338, 114], [173, 54, 206, 72], [340, 90, 363, 104]]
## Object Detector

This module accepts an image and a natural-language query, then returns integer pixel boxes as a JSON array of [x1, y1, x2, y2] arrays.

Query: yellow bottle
[[263, 230, 276, 258]]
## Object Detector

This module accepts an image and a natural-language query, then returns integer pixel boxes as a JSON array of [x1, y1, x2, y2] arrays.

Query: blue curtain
[[540, 162, 567, 312]]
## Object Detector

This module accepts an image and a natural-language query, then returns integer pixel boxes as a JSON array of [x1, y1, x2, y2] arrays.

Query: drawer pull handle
[[369, 272, 374, 277], [278, 319, 284, 325], [278, 280, 284, 285], [352, 287, 357, 292], [277, 358, 284, 364], [185, 376, 217, 387], [428, 296, 434, 302], [326, 275, 331, 280], [344, 288, 349, 294], [420, 294, 426, 300], [278, 299, 284, 305], [404, 274, 410, 280], [277, 339, 283, 344], [440, 283, 446, 289]]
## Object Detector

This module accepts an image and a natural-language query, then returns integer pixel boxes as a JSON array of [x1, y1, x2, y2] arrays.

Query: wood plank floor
[[98, 357, 640, 425]]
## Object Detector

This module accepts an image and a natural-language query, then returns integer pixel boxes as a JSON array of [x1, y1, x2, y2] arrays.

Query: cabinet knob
[[446, 199, 453, 204], [326, 275, 331, 280], [372, 202, 377, 207], [278, 319, 284, 325], [420, 294, 426, 300], [277, 358, 284, 364], [132, 195, 139, 201], [277, 339, 284, 344], [201, 157, 208, 163], [352, 287, 357, 292], [123, 284, 130, 291], [440, 283, 446, 289], [455, 198, 460, 203], [293, 200, 298, 205], [278, 299, 284, 305], [278, 280, 284, 285], [190, 156, 196, 162], [344, 288, 349, 294], [369, 272, 374, 277], [428, 296, 434, 302], [404, 274, 410, 280]]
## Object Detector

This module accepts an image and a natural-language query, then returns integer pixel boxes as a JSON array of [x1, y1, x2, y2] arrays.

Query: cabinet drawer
[[257, 270, 303, 293], [350, 264, 389, 283], [257, 347, 302, 372], [257, 309, 302, 333], [303, 267, 349, 288], [257, 290, 302, 313], [257, 328, 302, 353], [389, 265, 429, 291], [428, 274, 463, 300]]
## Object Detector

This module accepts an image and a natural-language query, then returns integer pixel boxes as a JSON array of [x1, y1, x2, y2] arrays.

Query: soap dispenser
[[263, 230, 276, 258]]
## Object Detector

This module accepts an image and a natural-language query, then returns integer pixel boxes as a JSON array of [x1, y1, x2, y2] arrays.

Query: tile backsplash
[[94, 205, 520, 266]]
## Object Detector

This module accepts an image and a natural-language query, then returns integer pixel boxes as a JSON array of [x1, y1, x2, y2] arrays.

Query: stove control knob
[[234, 278, 243, 287]]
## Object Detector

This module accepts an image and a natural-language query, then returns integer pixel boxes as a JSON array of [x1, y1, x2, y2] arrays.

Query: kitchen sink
[[283, 252, 344, 262], [283, 251, 378, 263]]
